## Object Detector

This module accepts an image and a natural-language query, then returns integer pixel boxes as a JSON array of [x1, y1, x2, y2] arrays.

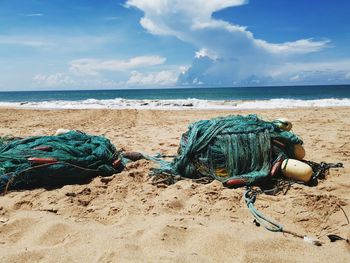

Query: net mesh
[[150, 114, 303, 185], [0, 131, 123, 191]]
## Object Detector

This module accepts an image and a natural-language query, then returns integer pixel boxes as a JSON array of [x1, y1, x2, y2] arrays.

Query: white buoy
[[54, 128, 72, 136], [281, 159, 313, 182]]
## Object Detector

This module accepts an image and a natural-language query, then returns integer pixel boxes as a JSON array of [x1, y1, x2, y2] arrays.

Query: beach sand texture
[[0, 108, 349, 262]]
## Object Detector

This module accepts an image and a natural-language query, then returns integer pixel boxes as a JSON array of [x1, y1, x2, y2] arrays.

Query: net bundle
[[0, 131, 123, 192], [151, 114, 303, 185]]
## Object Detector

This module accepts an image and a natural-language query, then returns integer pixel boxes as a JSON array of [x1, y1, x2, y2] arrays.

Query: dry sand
[[0, 107, 349, 262]]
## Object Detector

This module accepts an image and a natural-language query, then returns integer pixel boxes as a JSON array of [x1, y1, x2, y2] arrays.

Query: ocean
[[0, 85, 349, 110]]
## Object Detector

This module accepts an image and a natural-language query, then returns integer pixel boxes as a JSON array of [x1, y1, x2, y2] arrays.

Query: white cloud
[[126, 69, 179, 86], [195, 48, 218, 60], [33, 73, 75, 87], [255, 38, 330, 55], [126, 0, 327, 55], [268, 59, 350, 77], [290, 74, 300, 82], [260, 59, 350, 85], [32, 56, 180, 89], [126, 0, 336, 85], [0, 34, 117, 50], [0, 36, 47, 47], [70, 56, 166, 75], [125, 0, 249, 43], [25, 13, 43, 17], [32, 73, 122, 89]]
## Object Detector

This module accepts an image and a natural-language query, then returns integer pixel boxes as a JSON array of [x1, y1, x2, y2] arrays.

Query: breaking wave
[[0, 98, 350, 110]]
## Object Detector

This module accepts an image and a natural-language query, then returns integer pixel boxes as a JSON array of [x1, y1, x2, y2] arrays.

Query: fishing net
[[150, 114, 303, 185], [0, 131, 125, 192]]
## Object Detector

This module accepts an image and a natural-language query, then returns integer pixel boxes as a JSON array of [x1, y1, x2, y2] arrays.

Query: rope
[[244, 188, 283, 232], [243, 188, 325, 246], [303, 160, 343, 180]]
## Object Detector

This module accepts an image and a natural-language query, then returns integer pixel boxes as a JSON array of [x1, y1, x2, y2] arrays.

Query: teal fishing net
[[150, 114, 303, 185], [0, 131, 124, 192]]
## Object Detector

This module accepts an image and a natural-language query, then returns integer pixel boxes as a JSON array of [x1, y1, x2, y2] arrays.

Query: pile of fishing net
[[149, 114, 307, 186], [0, 131, 125, 192], [148, 114, 346, 244]]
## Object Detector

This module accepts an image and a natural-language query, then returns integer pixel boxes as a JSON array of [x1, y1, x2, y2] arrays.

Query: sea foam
[[0, 98, 349, 110]]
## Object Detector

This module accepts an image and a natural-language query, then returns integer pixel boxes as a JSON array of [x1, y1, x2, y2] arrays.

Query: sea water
[[0, 85, 349, 110]]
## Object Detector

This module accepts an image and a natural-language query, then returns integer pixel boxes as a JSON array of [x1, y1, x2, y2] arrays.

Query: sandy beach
[[0, 107, 349, 262]]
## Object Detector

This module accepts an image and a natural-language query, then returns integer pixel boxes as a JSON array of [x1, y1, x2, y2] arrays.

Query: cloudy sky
[[0, 0, 349, 90]]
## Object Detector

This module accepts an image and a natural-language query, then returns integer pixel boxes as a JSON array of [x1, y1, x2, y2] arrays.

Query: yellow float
[[293, 144, 306, 160], [281, 159, 313, 182]]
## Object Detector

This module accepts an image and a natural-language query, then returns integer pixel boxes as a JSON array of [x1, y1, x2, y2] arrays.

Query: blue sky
[[0, 0, 349, 90]]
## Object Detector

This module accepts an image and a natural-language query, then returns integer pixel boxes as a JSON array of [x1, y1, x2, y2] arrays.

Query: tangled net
[[0, 131, 124, 192], [149, 114, 303, 185]]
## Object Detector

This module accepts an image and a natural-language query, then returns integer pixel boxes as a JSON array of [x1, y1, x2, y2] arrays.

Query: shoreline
[[0, 105, 350, 113], [0, 97, 350, 111]]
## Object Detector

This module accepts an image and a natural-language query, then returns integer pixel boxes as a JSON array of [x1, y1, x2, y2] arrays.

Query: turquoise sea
[[0, 85, 349, 109]]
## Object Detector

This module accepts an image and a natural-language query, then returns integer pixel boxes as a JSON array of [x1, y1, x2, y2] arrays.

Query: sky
[[0, 0, 350, 90]]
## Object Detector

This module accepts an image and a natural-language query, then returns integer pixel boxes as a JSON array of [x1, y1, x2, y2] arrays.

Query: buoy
[[273, 118, 292, 131], [34, 146, 53, 152], [112, 159, 122, 168], [281, 159, 313, 182], [55, 129, 72, 136], [294, 144, 306, 160], [28, 157, 58, 164], [270, 159, 283, 177], [225, 178, 248, 187]]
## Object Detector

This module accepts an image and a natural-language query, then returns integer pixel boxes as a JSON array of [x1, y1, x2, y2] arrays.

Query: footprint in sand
[[166, 199, 184, 210], [13, 200, 33, 210], [0, 217, 37, 244], [37, 222, 73, 246]]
